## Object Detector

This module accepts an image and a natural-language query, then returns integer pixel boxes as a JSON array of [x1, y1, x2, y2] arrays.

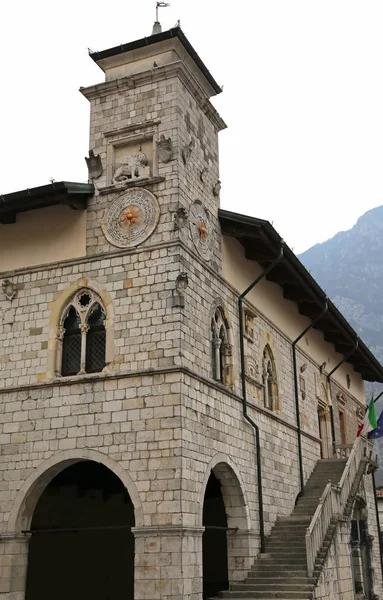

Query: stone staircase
[[209, 458, 348, 600]]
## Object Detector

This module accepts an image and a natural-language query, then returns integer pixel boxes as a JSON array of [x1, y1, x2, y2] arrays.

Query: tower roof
[[89, 26, 222, 96]]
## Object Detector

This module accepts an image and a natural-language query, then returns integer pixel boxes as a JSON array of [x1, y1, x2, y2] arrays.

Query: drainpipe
[[326, 339, 359, 455], [238, 244, 284, 554], [371, 390, 383, 581], [292, 301, 328, 493]]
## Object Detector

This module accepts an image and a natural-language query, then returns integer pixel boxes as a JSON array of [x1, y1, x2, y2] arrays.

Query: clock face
[[102, 188, 160, 248], [189, 200, 214, 261]]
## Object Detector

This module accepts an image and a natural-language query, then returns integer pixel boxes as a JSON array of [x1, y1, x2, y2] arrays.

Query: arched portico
[[6, 450, 143, 600], [200, 455, 255, 597]]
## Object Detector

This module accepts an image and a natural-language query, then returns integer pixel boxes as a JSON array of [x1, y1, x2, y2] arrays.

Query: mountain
[[299, 205, 383, 483]]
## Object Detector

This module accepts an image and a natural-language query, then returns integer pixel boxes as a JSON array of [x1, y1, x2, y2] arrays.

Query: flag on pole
[[157, 2, 171, 6], [357, 397, 377, 437], [368, 408, 383, 440]]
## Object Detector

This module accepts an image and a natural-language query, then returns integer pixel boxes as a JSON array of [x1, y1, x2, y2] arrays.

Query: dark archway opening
[[202, 471, 229, 599], [25, 461, 135, 600]]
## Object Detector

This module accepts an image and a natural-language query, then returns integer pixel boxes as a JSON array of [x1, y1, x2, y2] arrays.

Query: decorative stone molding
[[337, 392, 347, 406], [2, 279, 16, 300], [85, 149, 103, 179]]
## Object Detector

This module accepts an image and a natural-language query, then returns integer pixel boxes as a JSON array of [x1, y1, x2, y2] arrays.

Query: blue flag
[[368, 408, 383, 439]]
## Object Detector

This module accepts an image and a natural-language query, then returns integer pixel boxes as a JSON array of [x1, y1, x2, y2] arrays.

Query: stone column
[[0, 532, 30, 599], [133, 526, 204, 600]]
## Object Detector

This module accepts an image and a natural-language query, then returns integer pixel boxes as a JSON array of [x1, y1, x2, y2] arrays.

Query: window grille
[[85, 303, 106, 373], [62, 307, 81, 376]]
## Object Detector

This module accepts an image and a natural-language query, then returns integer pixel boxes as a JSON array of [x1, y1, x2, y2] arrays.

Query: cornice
[[80, 61, 226, 132]]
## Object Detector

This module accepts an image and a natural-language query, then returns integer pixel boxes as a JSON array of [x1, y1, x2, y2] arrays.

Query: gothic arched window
[[60, 291, 106, 377], [211, 307, 233, 386], [262, 345, 278, 411]]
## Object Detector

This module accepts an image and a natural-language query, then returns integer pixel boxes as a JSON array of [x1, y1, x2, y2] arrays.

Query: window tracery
[[58, 290, 106, 376], [211, 306, 233, 386], [262, 345, 278, 411]]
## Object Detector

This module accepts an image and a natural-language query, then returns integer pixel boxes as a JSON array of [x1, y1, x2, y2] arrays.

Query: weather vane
[[156, 2, 170, 22]]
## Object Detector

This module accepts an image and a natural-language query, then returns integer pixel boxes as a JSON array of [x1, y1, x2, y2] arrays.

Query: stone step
[[250, 568, 309, 577], [253, 559, 307, 567], [245, 578, 315, 585], [217, 590, 313, 599], [266, 541, 307, 548], [231, 583, 314, 592]]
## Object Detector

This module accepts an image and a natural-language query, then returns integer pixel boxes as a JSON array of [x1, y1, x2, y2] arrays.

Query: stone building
[[0, 24, 382, 600]]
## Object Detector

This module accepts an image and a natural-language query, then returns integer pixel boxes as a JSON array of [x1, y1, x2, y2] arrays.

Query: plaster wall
[[222, 236, 366, 404], [0, 206, 86, 272]]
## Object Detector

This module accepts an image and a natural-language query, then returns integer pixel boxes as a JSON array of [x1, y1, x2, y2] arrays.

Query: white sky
[[1, 0, 383, 253]]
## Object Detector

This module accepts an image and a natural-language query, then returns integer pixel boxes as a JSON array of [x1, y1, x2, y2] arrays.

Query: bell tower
[[81, 26, 226, 268]]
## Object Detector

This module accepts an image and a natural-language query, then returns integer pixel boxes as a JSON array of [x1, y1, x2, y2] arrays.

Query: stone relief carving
[[113, 151, 150, 185], [245, 356, 259, 381], [173, 207, 188, 230], [2, 279, 16, 301], [337, 392, 346, 405], [200, 167, 209, 184], [85, 150, 103, 179], [175, 272, 189, 293], [172, 272, 188, 308], [181, 141, 193, 165], [102, 188, 160, 249], [189, 200, 214, 261], [157, 135, 173, 163], [243, 309, 256, 342], [213, 179, 221, 197], [299, 375, 306, 400]]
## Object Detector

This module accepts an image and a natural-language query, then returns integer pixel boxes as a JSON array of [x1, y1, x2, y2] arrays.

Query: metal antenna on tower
[[153, 2, 171, 35]]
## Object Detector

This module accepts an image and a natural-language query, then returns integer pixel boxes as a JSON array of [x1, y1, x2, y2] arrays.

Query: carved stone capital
[[56, 326, 65, 341], [212, 336, 222, 349]]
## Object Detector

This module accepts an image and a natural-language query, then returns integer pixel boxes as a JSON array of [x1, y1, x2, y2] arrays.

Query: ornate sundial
[[189, 200, 214, 260], [102, 188, 160, 248]]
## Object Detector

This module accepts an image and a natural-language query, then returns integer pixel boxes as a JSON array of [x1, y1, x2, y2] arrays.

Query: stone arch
[[46, 277, 116, 379], [199, 453, 250, 529], [8, 449, 143, 533], [200, 454, 254, 587]]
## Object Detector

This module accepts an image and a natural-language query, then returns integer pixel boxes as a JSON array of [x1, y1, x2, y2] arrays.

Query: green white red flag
[[357, 397, 377, 437]]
